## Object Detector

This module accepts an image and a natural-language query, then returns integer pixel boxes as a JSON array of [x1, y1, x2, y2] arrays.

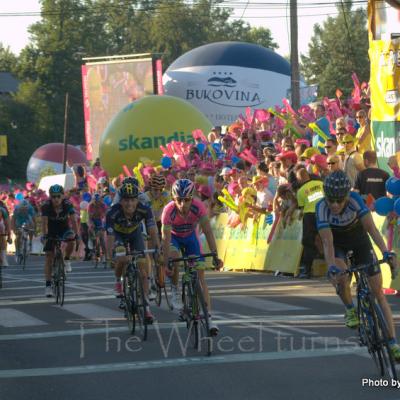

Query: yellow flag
[[0, 136, 7, 156]]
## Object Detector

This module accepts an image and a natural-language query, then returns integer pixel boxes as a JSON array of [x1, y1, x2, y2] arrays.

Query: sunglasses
[[326, 196, 347, 204], [356, 115, 365, 119], [324, 146, 332, 149], [175, 197, 192, 204], [327, 162, 337, 165], [51, 195, 61, 199]]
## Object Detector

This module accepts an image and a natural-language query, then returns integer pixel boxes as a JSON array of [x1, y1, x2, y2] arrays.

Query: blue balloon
[[385, 177, 400, 196], [231, 156, 240, 165], [375, 197, 394, 216], [15, 192, 24, 201], [104, 195, 112, 206], [197, 143, 206, 154], [82, 192, 92, 202], [212, 143, 221, 152], [161, 156, 172, 169]]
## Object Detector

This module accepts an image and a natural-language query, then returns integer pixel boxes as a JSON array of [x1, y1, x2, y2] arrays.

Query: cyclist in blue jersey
[[12, 199, 37, 258], [316, 170, 400, 360]]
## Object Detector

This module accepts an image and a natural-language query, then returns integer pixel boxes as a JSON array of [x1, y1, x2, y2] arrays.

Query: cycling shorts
[[43, 229, 75, 252], [171, 231, 204, 262], [91, 218, 105, 231], [334, 239, 380, 277], [114, 227, 145, 256]]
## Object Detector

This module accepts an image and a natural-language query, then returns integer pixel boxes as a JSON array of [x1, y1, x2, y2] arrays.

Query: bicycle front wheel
[[194, 281, 212, 356], [123, 275, 136, 334], [372, 301, 398, 380], [22, 238, 28, 270], [134, 271, 148, 341]]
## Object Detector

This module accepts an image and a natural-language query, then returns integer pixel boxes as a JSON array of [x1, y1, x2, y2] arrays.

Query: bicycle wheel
[[194, 280, 212, 356], [134, 270, 148, 341], [358, 296, 381, 372], [22, 238, 27, 270], [182, 280, 199, 349], [372, 301, 398, 380], [94, 238, 99, 268], [123, 274, 136, 334]]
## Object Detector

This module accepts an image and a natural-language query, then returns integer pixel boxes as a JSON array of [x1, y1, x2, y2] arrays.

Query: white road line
[[0, 348, 366, 378], [60, 303, 122, 321], [0, 294, 115, 306], [217, 296, 308, 312], [0, 308, 47, 328]]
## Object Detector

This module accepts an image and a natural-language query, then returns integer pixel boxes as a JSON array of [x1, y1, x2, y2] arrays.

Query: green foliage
[[300, 1, 369, 97], [0, 0, 278, 179], [38, 165, 58, 181]]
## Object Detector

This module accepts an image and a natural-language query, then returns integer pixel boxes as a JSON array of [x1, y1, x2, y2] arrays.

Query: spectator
[[354, 150, 390, 200], [335, 127, 347, 152], [388, 155, 400, 179], [276, 151, 299, 190], [343, 134, 365, 186], [327, 155, 342, 172], [295, 168, 324, 279], [324, 138, 338, 157], [355, 110, 372, 153]]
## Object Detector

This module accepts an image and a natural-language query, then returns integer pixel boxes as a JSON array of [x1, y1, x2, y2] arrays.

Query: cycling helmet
[[150, 174, 166, 189], [122, 176, 139, 187], [323, 170, 351, 199], [49, 184, 64, 195], [171, 179, 195, 198], [119, 182, 139, 199]]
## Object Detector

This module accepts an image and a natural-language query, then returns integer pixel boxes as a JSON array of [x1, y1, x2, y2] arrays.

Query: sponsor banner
[[155, 59, 164, 95], [372, 120, 400, 172], [81, 58, 155, 161], [163, 65, 291, 126], [369, 39, 400, 122], [0, 135, 7, 156]]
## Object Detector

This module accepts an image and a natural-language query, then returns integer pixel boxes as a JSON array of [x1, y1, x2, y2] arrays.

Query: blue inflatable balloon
[[103, 195, 112, 206], [231, 156, 240, 165], [15, 192, 24, 201], [394, 198, 400, 216], [385, 177, 400, 196], [161, 156, 172, 169], [196, 143, 206, 154], [212, 143, 221, 152], [375, 197, 394, 216], [82, 192, 92, 202]]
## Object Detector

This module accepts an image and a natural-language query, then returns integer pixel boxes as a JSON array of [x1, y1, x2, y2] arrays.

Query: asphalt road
[[1, 255, 400, 400]]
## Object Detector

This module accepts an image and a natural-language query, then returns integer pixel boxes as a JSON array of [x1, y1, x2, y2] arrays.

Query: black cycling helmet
[[49, 184, 64, 195], [119, 182, 139, 199], [323, 170, 351, 199], [122, 176, 139, 187]]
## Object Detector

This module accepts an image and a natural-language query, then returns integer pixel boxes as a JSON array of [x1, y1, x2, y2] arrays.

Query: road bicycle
[[92, 227, 107, 269], [16, 224, 34, 270]]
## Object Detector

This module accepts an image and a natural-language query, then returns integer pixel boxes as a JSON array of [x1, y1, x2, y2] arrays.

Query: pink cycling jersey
[[88, 202, 107, 220], [161, 198, 207, 238]]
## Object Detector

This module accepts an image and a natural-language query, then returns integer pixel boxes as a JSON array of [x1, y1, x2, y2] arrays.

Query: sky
[[0, 0, 368, 58]]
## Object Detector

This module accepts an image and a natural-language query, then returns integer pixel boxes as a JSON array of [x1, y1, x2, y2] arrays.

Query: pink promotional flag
[[192, 129, 207, 142], [282, 98, 297, 116], [160, 145, 173, 157], [122, 165, 132, 177], [87, 174, 97, 191], [254, 109, 269, 123]]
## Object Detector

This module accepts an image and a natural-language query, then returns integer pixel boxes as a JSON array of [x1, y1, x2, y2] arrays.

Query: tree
[[0, 44, 17, 72], [300, 1, 369, 97]]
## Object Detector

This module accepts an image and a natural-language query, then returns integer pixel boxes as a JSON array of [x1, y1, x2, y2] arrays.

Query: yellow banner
[[369, 39, 400, 122], [0, 135, 7, 156]]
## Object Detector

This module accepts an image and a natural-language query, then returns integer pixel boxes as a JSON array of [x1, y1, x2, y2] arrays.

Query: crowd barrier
[[211, 212, 397, 290], [6, 212, 400, 290]]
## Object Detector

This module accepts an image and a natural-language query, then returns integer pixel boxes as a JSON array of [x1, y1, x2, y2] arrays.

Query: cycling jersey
[[161, 198, 207, 238], [106, 202, 155, 237], [13, 204, 36, 228], [41, 199, 75, 235], [88, 202, 107, 222], [144, 190, 170, 222], [316, 191, 370, 247]]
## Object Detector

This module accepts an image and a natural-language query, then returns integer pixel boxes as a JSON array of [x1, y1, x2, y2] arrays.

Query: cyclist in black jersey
[[41, 185, 79, 297], [316, 171, 400, 360], [106, 181, 160, 323]]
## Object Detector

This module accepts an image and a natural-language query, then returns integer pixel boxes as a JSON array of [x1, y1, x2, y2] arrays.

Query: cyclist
[[41, 184, 79, 297], [0, 202, 11, 267], [11, 199, 37, 259], [106, 181, 160, 323], [88, 193, 108, 263], [161, 179, 223, 335], [145, 175, 170, 235], [316, 170, 400, 360]]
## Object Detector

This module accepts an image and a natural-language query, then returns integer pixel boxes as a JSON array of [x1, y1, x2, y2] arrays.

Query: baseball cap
[[220, 167, 232, 176], [276, 151, 298, 163]]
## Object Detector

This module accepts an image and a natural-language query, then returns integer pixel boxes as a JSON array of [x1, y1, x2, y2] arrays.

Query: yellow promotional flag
[[0, 136, 7, 156]]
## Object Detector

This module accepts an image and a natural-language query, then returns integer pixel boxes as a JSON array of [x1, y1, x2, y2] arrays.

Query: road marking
[[0, 308, 47, 328], [0, 348, 366, 378], [0, 294, 115, 306], [217, 296, 308, 312], [61, 303, 122, 321], [211, 286, 306, 294]]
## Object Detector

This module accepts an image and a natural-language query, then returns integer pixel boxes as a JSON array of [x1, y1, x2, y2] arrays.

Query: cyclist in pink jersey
[[161, 179, 223, 335]]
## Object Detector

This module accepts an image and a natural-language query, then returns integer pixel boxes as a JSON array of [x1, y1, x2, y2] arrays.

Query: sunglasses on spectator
[[326, 196, 347, 204], [175, 197, 192, 204], [324, 146, 332, 149], [327, 162, 337, 165], [51, 195, 61, 199], [356, 115, 365, 119]]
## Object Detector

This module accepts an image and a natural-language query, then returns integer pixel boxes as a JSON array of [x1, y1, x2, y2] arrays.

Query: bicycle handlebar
[[168, 252, 217, 266]]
